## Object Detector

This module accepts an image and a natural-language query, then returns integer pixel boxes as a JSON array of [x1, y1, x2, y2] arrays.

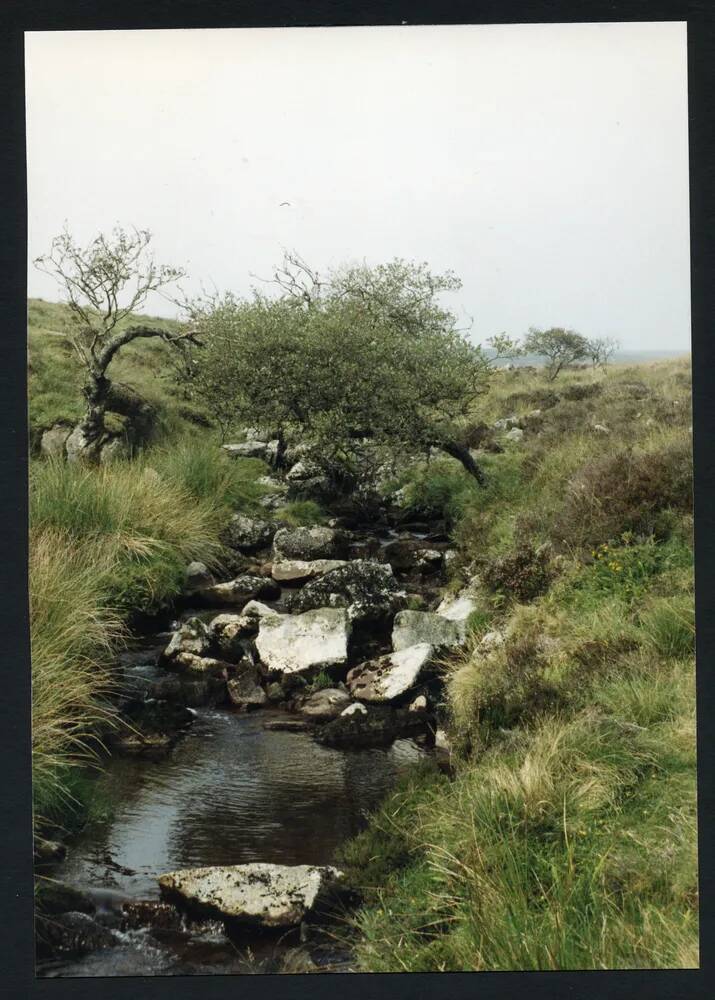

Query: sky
[[25, 23, 690, 351]]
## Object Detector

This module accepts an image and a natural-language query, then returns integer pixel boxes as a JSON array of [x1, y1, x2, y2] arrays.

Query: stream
[[37, 524, 445, 977]]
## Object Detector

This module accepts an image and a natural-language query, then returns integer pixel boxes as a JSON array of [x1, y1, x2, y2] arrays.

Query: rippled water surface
[[43, 706, 427, 976]]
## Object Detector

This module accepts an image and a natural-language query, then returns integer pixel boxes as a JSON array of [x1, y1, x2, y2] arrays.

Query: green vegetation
[[340, 357, 697, 971], [30, 443, 266, 824], [274, 499, 326, 526]]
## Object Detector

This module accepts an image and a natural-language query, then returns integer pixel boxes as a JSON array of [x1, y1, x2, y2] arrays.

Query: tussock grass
[[30, 438, 267, 821]]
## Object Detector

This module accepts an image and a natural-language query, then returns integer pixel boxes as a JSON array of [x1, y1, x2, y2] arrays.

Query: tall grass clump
[[30, 528, 125, 823]]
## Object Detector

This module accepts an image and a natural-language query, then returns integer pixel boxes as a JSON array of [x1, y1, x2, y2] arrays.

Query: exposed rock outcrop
[[255, 607, 351, 676], [289, 560, 406, 624]]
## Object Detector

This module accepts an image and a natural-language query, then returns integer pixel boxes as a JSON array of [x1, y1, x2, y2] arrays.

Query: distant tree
[[587, 336, 619, 369], [179, 255, 494, 484], [523, 326, 591, 381], [483, 332, 524, 367], [34, 226, 195, 458]]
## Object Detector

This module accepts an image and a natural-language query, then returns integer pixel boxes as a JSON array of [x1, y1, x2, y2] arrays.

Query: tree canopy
[[177, 256, 494, 482]]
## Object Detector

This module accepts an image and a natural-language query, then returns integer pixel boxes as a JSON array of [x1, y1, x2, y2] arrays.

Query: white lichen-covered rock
[[199, 574, 280, 605], [290, 560, 406, 624], [493, 415, 521, 431], [158, 863, 343, 927], [222, 515, 276, 553], [40, 423, 71, 459], [272, 526, 346, 561], [436, 592, 477, 622], [255, 607, 351, 676], [346, 643, 434, 702], [505, 427, 524, 442], [271, 559, 347, 583], [392, 610, 467, 652], [222, 440, 271, 460], [408, 694, 428, 712], [340, 701, 367, 717]]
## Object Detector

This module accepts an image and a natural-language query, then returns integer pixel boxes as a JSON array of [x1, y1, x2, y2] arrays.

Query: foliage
[[274, 499, 326, 526], [481, 542, 555, 603], [399, 459, 480, 528], [523, 326, 591, 380], [176, 256, 493, 480]]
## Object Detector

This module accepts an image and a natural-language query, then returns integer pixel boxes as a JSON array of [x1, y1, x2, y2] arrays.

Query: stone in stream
[[227, 665, 268, 710], [35, 911, 119, 959], [288, 560, 406, 624], [392, 610, 468, 652], [297, 687, 352, 721], [382, 539, 444, 574], [157, 863, 344, 928], [255, 607, 351, 677], [160, 617, 211, 664], [197, 574, 281, 605], [271, 558, 347, 583], [346, 643, 434, 702], [221, 514, 277, 553], [272, 525, 347, 562], [315, 703, 426, 748]]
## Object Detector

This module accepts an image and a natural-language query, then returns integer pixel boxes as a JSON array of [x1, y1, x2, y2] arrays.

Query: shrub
[[482, 543, 555, 603], [550, 441, 692, 550], [400, 460, 479, 528]]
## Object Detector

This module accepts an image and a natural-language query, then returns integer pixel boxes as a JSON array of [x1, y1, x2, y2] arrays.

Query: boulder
[[198, 574, 280, 605], [273, 526, 346, 561], [382, 539, 444, 574], [65, 424, 102, 463], [271, 559, 347, 583], [158, 863, 343, 927], [99, 436, 131, 463], [392, 610, 467, 652], [315, 703, 427, 748], [284, 460, 330, 497], [160, 617, 211, 665], [298, 687, 352, 721], [289, 560, 406, 624], [408, 694, 428, 712], [207, 610, 266, 658], [223, 441, 271, 460], [40, 423, 71, 459], [184, 561, 215, 594], [227, 666, 268, 709], [505, 427, 524, 442], [222, 514, 276, 553], [255, 607, 351, 676], [346, 643, 434, 702]]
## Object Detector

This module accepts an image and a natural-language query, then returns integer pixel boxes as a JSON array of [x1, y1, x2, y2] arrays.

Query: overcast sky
[[25, 23, 690, 350]]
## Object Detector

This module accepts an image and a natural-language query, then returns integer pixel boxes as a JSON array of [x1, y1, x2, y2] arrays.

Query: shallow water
[[41, 705, 428, 976]]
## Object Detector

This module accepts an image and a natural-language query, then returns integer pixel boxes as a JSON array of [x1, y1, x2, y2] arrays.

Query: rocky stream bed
[[35, 507, 480, 976]]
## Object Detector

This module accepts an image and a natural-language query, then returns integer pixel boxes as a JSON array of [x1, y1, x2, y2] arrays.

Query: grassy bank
[[30, 442, 266, 828], [339, 358, 697, 970]]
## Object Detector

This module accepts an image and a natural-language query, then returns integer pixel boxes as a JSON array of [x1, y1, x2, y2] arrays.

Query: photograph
[[25, 21, 696, 977]]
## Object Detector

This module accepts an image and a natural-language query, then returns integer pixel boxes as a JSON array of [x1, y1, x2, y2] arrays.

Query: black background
[[1, 3, 713, 998]]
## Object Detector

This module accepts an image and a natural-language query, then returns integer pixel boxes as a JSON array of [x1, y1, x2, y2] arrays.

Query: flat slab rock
[[392, 609, 468, 651], [271, 558, 347, 583], [255, 607, 351, 676], [346, 642, 433, 702], [436, 592, 478, 622], [158, 863, 343, 927]]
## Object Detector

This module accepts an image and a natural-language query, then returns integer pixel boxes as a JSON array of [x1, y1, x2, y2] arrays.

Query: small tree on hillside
[[179, 256, 494, 484], [587, 336, 619, 369], [523, 326, 590, 381], [34, 226, 196, 459]]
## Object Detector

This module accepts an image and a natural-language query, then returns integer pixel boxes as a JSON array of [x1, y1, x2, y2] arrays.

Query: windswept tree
[[523, 326, 591, 381], [179, 255, 495, 484], [587, 336, 619, 369], [34, 226, 195, 459]]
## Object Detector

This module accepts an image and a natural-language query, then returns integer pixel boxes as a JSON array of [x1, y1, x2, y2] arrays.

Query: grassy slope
[[339, 358, 697, 971], [28, 297, 210, 447], [28, 299, 267, 826]]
